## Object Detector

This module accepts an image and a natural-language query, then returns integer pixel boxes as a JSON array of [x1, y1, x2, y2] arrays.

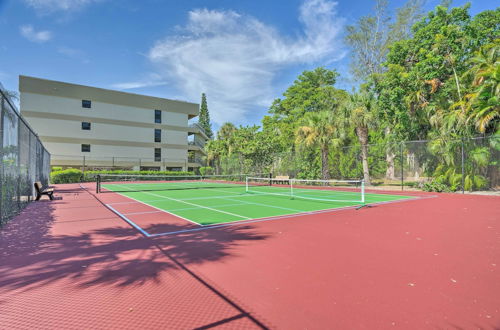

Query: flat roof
[[19, 75, 199, 118]]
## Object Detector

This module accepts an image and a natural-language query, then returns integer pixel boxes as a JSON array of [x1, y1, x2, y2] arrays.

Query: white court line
[[102, 182, 424, 236], [142, 191, 251, 220], [107, 185, 303, 221], [106, 204, 152, 237], [108, 184, 251, 221], [103, 185, 201, 226], [149, 195, 437, 237], [105, 188, 251, 206], [198, 187, 306, 213], [222, 196, 303, 213], [122, 210, 165, 216], [152, 202, 251, 213], [99, 184, 436, 238]]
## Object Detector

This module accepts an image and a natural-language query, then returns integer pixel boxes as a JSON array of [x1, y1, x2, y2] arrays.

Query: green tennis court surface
[[102, 180, 413, 226]]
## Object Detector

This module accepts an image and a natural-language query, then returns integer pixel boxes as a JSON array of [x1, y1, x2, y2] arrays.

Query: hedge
[[199, 166, 214, 175], [50, 169, 84, 184], [83, 170, 194, 182], [50, 169, 195, 184]]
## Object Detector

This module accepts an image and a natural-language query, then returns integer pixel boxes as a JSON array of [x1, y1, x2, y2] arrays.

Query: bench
[[34, 182, 54, 201], [274, 175, 290, 185]]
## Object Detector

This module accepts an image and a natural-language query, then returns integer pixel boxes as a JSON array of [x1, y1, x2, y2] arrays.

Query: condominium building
[[19, 75, 207, 171]]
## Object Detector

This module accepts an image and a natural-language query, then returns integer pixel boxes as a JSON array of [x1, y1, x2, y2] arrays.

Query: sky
[[0, 0, 496, 129]]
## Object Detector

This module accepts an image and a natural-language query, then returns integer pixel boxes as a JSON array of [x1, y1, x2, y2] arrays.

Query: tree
[[4, 90, 19, 101], [345, 0, 424, 82], [347, 91, 377, 185], [271, 67, 340, 118], [205, 139, 224, 174], [345, 0, 424, 182], [382, 4, 499, 140], [464, 42, 499, 133], [198, 93, 214, 139], [296, 111, 341, 180]]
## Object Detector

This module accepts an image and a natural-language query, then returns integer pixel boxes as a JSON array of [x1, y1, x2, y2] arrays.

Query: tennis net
[[246, 177, 365, 204], [96, 174, 262, 193]]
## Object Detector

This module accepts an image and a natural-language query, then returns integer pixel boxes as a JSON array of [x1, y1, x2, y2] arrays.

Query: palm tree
[[348, 91, 377, 185], [464, 43, 499, 133], [217, 122, 237, 154], [205, 140, 223, 174], [296, 111, 340, 180], [218, 122, 237, 140]]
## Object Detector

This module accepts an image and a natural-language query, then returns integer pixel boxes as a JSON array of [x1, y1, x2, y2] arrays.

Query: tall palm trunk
[[215, 158, 220, 175], [356, 126, 371, 185], [321, 144, 330, 180], [384, 128, 395, 180], [385, 151, 396, 180]]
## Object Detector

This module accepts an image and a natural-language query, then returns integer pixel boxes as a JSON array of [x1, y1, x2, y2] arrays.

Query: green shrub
[[51, 169, 83, 184], [83, 170, 195, 182], [51, 166, 63, 172], [421, 181, 452, 193], [199, 166, 214, 176]]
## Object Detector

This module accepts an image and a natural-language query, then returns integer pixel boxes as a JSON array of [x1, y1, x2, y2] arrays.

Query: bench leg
[[36, 194, 41, 201], [49, 192, 54, 200]]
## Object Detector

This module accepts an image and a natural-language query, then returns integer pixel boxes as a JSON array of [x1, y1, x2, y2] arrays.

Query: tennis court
[[97, 174, 415, 235]]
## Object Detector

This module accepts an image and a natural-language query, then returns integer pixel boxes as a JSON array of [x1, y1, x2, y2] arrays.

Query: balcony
[[188, 122, 210, 140]]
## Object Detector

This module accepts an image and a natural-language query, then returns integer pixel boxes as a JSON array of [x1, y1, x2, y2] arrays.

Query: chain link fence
[[51, 155, 193, 173], [1, 85, 50, 225], [211, 135, 499, 192]]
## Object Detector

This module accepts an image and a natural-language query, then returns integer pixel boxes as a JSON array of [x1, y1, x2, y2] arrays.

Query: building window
[[82, 100, 91, 108], [81, 144, 91, 152], [82, 122, 91, 130], [154, 110, 161, 123], [154, 129, 161, 142], [154, 148, 161, 162]]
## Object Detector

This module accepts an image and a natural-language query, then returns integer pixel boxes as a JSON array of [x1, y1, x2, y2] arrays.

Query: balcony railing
[[188, 156, 204, 164], [188, 139, 205, 149], [189, 122, 210, 140]]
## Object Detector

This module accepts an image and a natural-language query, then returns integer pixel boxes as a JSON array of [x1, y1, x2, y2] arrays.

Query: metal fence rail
[[208, 135, 499, 192], [50, 155, 195, 173], [1, 84, 50, 225]]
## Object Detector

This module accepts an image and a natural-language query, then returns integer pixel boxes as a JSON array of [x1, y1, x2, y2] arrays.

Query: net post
[[245, 176, 249, 192], [268, 172, 272, 186], [96, 174, 100, 194], [290, 178, 294, 199]]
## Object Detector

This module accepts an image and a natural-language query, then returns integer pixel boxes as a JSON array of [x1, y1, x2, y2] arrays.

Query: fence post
[[400, 142, 404, 191], [461, 138, 465, 194], [112, 157, 115, 168]]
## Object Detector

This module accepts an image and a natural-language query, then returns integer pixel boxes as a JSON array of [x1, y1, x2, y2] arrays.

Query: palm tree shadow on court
[[0, 200, 271, 291], [0, 188, 272, 329]]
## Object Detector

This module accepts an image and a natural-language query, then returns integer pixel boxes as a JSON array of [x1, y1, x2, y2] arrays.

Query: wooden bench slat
[[34, 181, 54, 200]]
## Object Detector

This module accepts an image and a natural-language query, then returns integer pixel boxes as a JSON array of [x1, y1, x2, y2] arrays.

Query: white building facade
[[20, 76, 206, 171]]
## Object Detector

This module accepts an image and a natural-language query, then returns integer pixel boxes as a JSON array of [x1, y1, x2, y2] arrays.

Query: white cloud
[[20, 25, 52, 43], [22, 0, 101, 13], [145, 0, 345, 125]]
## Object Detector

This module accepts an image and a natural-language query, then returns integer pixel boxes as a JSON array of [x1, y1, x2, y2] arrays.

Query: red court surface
[[1, 183, 499, 329]]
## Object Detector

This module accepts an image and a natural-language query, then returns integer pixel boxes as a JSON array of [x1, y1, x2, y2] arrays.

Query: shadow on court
[[0, 205, 269, 291], [0, 184, 272, 329]]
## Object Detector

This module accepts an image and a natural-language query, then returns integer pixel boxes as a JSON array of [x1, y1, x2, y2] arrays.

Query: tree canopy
[[205, 2, 499, 191]]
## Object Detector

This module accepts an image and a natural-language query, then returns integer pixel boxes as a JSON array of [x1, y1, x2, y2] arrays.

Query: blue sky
[[0, 0, 496, 128]]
